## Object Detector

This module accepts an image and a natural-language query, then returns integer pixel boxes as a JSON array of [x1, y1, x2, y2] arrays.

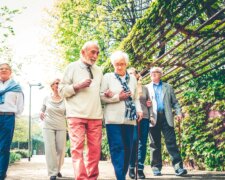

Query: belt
[[0, 112, 15, 115]]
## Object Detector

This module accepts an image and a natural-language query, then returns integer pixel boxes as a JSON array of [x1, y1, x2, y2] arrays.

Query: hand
[[74, 79, 92, 91], [149, 116, 156, 126], [146, 99, 152, 107], [119, 90, 131, 100], [176, 114, 183, 122], [40, 112, 45, 120], [137, 112, 143, 122], [104, 89, 114, 98]]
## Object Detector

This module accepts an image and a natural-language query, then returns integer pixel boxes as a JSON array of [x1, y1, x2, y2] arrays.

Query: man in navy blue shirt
[[146, 67, 187, 176]]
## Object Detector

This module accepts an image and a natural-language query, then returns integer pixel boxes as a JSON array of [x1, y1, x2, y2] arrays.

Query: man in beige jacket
[[60, 41, 103, 180]]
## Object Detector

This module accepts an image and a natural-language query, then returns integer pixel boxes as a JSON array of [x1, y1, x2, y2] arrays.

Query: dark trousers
[[129, 118, 149, 170], [0, 114, 15, 179], [149, 112, 183, 171], [106, 124, 134, 180]]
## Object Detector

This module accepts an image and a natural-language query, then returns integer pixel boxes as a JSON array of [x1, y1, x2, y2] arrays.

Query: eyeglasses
[[151, 71, 161, 74], [114, 63, 126, 67], [87, 66, 93, 79]]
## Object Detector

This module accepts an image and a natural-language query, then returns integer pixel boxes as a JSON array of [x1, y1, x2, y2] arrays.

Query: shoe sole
[[175, 171, 187, 176]]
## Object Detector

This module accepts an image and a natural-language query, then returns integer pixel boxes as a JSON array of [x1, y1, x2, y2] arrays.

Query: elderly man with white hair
[[60, 41, 103, 180], [100, 51, 143, 180], [146, 67, 187, 176]]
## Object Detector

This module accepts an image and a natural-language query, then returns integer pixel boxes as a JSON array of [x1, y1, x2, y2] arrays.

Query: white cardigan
[[100, 73, 142, 125]]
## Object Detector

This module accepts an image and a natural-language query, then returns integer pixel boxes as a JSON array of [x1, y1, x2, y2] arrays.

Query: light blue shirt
[[153, 81, 164, 111]]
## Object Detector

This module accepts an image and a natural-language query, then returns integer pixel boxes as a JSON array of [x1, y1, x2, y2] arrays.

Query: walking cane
[[135, 119, 140, 180], [178, 119, 181, 148]]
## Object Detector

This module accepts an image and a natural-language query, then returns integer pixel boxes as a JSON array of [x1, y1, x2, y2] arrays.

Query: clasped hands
[[104, 89, 132, 100]]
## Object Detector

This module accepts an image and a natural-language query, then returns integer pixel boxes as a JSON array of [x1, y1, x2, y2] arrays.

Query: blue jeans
[[106, 124, 134, 180], [0, 114, 15, 179], [129, 118, 149, 170]]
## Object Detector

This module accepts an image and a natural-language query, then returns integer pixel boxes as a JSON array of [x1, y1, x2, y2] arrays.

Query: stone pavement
[[6, 155, 225, 180]]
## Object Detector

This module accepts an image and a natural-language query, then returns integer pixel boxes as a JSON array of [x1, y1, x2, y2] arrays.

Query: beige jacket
[[60, 60, 103, 119], [100, 73, 142, 125]]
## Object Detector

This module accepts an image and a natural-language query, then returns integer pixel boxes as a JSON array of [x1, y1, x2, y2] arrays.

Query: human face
[[113, 58, 127, 76], [150, 71, 162, 83], [0, 64, 12, 82], [128, 69, 140, 80], [51, 80, 60, 92], [81, 44, 100, 65]]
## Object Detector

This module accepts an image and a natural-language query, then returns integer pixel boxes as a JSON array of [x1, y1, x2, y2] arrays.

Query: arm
[[60, 64, 76, 98], [100, 74, 120, 103], [40, 97, 47, 120], [133, 78, 143, 121], [170, 85, 183, 120], [16, 92, 24, 115]]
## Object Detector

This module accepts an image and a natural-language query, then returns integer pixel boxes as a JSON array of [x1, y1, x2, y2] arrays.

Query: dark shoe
[[57, 172, 62, 177], [152, 168, 161, 176], [175, 168, 187, 176], [138, 170, 145, 179], [50, 176, 57, 180], [129, 169, 135, 179]]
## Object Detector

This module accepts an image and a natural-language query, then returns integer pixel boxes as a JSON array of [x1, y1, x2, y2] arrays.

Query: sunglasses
[[52, 82, 59, 85]]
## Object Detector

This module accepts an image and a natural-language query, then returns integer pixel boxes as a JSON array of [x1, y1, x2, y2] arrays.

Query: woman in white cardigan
[[100, 51, 143, 180]]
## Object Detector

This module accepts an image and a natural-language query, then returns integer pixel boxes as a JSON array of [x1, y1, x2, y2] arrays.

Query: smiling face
[[81, 43, 100, 66], [0, 63, 12, 82]]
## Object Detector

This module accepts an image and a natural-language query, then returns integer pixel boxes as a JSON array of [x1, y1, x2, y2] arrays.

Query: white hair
[[81, 41, 100, 51], [150, 67, 163, 74], [80, 41, 100, 58], [110, 51, 129, 65]]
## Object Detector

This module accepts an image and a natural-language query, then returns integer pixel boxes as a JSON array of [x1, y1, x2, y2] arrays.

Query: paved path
[[6, 155, 225, 180]]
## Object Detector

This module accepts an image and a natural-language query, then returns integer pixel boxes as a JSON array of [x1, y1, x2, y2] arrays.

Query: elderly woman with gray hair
[[40, 78, 67, 180], [100, 51, 143, 180]]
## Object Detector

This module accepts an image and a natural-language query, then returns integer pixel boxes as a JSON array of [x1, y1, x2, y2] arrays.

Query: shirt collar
[[153, 80, 162, 86], [79, 59, 94, 69], [0, 78, 12, 85]]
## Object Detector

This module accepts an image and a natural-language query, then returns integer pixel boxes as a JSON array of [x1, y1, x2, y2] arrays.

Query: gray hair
[[0, 63, 12, 71], [150, 67, 163, 75], [110, 51, 129, 65]]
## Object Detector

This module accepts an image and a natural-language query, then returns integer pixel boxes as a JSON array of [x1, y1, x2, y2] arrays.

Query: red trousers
[[68, 118, 102, 180]]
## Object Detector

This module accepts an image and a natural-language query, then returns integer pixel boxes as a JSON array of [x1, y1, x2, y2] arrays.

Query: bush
[[101, 127, 110, 160], [9, 152, 21, 164], [12, 149, 29, 158]]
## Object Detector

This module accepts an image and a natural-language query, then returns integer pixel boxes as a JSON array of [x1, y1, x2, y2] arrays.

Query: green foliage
[[13, 117, 29, 143], [101, 127, 110, 160], [9, 152, 21, 164], [0, 6, 19, 61], [180, 68, 225, 170], [52, 0, 151, 69], [12, 149, 29, 158]]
